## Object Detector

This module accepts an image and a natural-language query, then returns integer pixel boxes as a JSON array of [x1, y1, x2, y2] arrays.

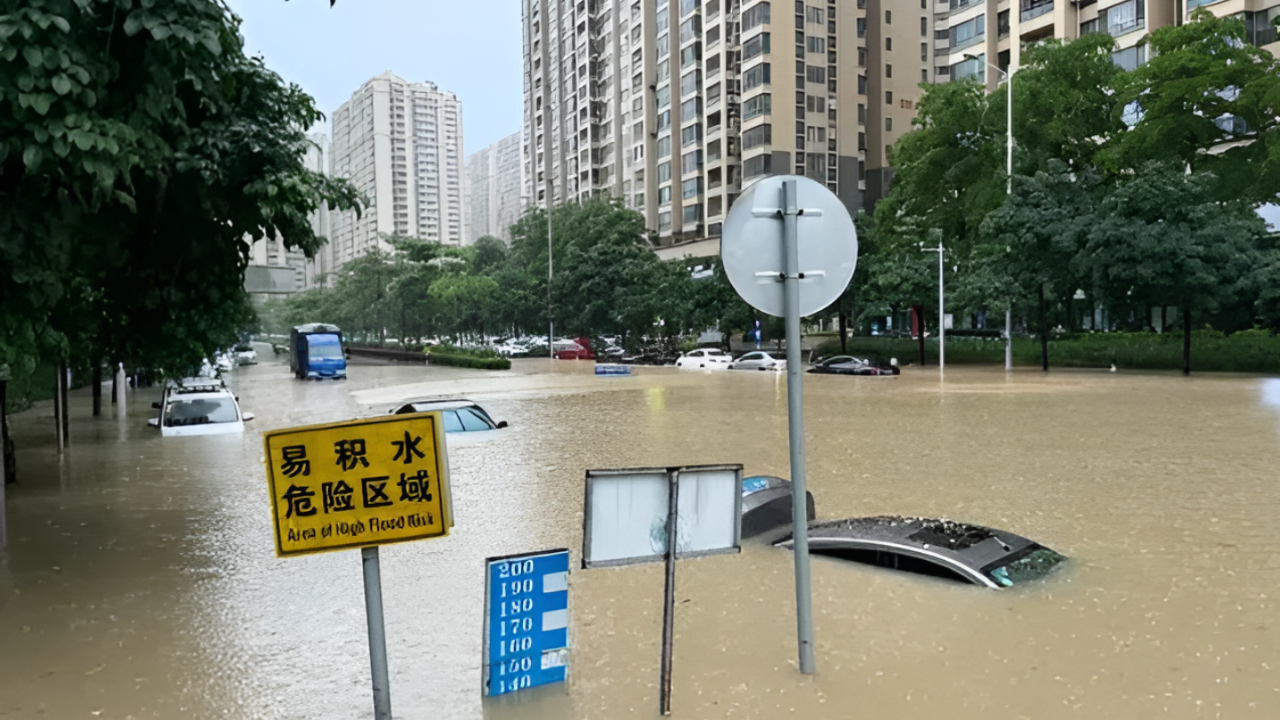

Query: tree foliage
[[0, 0, 361, 378]]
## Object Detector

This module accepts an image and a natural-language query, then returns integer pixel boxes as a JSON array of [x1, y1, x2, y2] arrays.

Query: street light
[[965, 53, 1016, 372]]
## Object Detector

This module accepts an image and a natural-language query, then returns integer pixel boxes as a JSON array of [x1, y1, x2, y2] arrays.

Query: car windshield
[[984, 547, 1066, 587], [310, 343, 343, 360], [706, 349, 727, 356], [457, 407, 495, 431], [164, 398, 238, 426]]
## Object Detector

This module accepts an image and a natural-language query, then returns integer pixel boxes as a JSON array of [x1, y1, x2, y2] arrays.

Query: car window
[[458, 407, 495, 431], [742, 353, 760, 361], [441, 410, 463, 433], [164, 398, 239, 426], [984, 547, 1066, 587]]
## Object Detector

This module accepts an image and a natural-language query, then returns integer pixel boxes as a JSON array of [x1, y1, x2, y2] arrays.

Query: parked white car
[[728, 351, 786, 371], [147, 378, 254, 437], [674, 348, 733, 370]]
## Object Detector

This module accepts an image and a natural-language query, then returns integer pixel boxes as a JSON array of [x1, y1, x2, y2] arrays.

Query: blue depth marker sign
[[483, 549, 570, 696]]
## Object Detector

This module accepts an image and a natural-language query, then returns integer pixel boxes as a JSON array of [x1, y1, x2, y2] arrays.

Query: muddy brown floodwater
[[1, 354, 1277, 719]]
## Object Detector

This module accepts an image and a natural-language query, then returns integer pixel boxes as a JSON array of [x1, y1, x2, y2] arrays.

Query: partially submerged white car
[[148, 378, 255, 437], [673, 348, 733, 370]]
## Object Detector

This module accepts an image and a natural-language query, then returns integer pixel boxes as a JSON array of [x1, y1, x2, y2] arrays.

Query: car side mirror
[[496, 420, 509, 429], [151, 401, 161, 409], [242, 412, 255, 422]]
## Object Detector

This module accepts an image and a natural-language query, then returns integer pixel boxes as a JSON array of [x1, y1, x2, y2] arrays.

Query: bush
[[424, 345, 511, 370], [813, 329, 1280, 373]]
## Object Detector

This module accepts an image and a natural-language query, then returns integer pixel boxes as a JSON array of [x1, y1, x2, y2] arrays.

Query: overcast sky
[[225, 0, 524, 154]]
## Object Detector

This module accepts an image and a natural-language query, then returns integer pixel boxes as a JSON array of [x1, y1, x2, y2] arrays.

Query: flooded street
[[1, 354, 1277, 719]]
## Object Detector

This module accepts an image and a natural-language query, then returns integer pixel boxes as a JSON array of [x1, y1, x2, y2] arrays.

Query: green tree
[[0, 0, 361, 379], [1108, 10, 1280, 204]]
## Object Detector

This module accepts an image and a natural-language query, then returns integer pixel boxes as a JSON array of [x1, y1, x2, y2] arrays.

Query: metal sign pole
[[659, 469, 680, 715], [781, 180, 816, 675], [362, 546, 392, 720]]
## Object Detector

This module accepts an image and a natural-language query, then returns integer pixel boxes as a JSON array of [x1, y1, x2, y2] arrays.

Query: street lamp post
[[965, 54, 1015, 372]]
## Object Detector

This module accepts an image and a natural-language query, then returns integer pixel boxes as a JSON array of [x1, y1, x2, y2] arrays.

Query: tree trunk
[[1, 379, 13, 486], [1039, 286, 1049, 372], [92, 361, 102, 417], [914, 304, 926, 367], [1183, 307, 1192, 376], [838, 312, 848, 354]]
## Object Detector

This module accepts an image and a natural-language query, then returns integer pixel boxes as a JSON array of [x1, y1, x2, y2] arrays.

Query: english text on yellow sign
[[263, 413, 452, 557]]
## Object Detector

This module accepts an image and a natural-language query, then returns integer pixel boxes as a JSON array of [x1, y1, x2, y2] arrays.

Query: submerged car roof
[[392, 399, 483, 413], [775, 516, 1050, 588]]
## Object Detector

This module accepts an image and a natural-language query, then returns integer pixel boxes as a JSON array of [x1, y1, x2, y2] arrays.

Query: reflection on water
[[1, 358, 1278, 719]]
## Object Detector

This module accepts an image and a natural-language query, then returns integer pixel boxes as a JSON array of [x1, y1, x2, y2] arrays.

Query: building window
[[885, 117, 893, 131], [885, 91, 893, 105], [682, 149, 703, 173], [744, 153, 773, 178], [886, 37, 892, 50], [1104, 0, 1145, 36], [744, 33, 772, 60], [857, 75, 867, 94], [683, 203, 702, 223], [682, 177, 703, 198], [886, 10, 892, 23], [1111, 44, 1147, 71], [856, 18, 866, 37], [658, 162, 672, 182], [806, 65, 826, 83], [743, 93, 773, 119], [659, 186, 672, 204], [806, 36, 826, 53], [658, 136, 672, 158], [743, 2, 771, 30], [659, 211, 672, 229], [1080, 18, 1099, 36], [744, 63, 772, 90], [743, 124, 773, 149], [806, 6, 825, 23], [886, 64, 892, 78], [950, 16, 984, 51]]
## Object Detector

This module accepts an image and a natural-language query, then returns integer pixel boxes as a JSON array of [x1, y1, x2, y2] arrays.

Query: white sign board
[[720, 175, 857, 318], [582, 465, 742, 568]]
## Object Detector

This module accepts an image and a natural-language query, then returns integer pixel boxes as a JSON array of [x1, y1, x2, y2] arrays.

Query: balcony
[[1020, 0, 1053, 21]]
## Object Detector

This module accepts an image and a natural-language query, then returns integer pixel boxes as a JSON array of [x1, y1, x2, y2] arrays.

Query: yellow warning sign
[[263, 413, 452, 557]]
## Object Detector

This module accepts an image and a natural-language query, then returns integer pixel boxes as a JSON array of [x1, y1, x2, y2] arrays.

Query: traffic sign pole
[[781, 180, 816, 675], [362, 546, 392, 720]]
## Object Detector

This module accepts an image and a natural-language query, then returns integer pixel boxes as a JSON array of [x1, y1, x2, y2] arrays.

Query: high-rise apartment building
[[465, 132, 528, 243], [303, 132, 334, 288], [938, 0, 1280, 89], [330, 72, 465, 265], [523, 0, 931, 253]]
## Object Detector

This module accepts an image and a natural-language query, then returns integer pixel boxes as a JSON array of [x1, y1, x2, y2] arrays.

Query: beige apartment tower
[[465, 132, 528, 244], [938, 0, 1280, 91], [524, 0, 932, 253], [330, 72, 465, 265]]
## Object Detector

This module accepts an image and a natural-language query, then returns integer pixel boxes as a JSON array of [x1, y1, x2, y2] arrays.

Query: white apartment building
[[330, 72, 465, 264], [465, 132, 528, 243], [523, 0, 932, 253], [303, 132, 334, 288]]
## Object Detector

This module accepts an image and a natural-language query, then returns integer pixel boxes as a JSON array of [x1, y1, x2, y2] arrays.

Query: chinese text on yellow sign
[[263, 414, 452, 557]]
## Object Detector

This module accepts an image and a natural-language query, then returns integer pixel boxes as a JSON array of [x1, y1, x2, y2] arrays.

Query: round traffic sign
[[721, 175, 857, 317]]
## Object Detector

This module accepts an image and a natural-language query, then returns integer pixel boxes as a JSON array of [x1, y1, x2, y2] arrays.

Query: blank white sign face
[[673, 468, 740, 556], [583, 467, 742, 568]]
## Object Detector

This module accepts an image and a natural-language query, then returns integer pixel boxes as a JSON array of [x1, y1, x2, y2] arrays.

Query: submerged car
[[729, 351, 786, 371], [235, 344, 258, 365], [674, 348, 733, 370], [740, 475, 815, 539], [775, 516, 1065, 588], [148, 378, 255, 437], [808, 355, 901, 376], [389, 399, 509, 433]]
